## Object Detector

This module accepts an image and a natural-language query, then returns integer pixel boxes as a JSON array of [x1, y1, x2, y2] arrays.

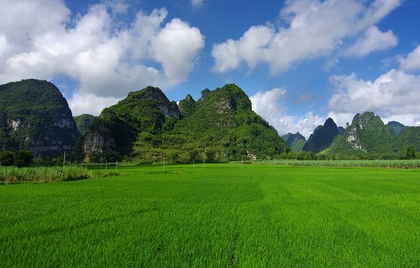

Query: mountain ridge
[[1, 79, 419, 162], [80, 84, 289, 162]]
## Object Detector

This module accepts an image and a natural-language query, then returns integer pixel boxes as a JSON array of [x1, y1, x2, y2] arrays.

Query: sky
[[1, 0, 420, 138]]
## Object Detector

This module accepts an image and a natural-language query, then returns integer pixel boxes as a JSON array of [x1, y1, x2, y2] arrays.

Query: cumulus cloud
[[212, 0, 402, 73], [345, 26, 398, 57], [250, 88, 325, 138], [399, 44, 420, 72], [0, 0, 205, 115], [328, 69, 420, 126], [151, 18, 205, 84]]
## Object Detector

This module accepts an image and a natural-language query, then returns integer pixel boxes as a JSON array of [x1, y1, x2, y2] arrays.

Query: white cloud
[[212, 0, 402, 74], [191, 0, 205, 8], [250, 88, 287, 119], [250, 88, 325, 138], [328, 69, 420, 127], [0, 0, 205, 115], [69, 92, 120, 116], [399, 44, 420, 72], [151, 18, 205, 85], [345, 26, 398, 57]]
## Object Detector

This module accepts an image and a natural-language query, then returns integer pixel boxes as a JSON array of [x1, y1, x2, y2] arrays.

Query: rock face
[[0, 79, 79, 157], [303, 118, 341, 153]]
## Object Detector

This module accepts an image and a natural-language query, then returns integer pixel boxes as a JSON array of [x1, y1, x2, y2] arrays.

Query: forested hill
[[80, 84, 289, 162], [0, 79, 79, 157]]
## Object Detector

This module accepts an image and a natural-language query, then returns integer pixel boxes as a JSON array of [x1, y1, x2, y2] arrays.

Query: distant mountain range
[[1, 79, 419, 162]]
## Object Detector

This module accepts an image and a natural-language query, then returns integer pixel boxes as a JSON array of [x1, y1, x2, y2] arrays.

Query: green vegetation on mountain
[[74, 114, 97, 134], [323, 112, 420, 159], [282, 133, 306, 152], [81, 84, 289, 163], [303, 118, 341, 154], [387, 121, 405, 135], [79, 86, 180, 161], [0, 79, 79, 158]]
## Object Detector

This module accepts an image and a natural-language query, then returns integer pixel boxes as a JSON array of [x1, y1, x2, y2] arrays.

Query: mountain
[[0, 79, 79, 157], [281, 133, 306, 152], [387, 121, 405, 135], [74, 114, 97, 134], [166, 84, 289, 161], [178, 94, 196, 117], [323, 112, 415, 157], [80, 84, 289, 162], [80, 86, 180, 161], [302, 118, 341, 153]]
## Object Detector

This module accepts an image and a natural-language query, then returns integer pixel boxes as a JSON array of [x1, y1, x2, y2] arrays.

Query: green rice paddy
[[1, 164, 420, 267]]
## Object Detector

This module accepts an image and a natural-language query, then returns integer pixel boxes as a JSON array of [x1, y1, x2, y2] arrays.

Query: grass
[[1, 164, 419, 267], [271, 159, 420, 168]]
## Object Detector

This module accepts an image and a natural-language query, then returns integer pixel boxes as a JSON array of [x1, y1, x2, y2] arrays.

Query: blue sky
[[1, 0, 420, 137]]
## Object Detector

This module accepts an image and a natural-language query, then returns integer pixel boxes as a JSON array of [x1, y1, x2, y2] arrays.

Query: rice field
[[1, 164, 419, 267]]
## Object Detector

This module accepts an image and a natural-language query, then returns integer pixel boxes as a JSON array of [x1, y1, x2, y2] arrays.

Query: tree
[[0, 151, 15, 166], [406, 146, 416, 159], [0, 109, 10, 152], [15, 150, 33, 167]]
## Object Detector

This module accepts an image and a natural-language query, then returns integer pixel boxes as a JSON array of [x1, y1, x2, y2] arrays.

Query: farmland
[[1, 164, 420, 267]]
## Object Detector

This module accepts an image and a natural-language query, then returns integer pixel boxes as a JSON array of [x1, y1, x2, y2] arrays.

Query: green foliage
[[282, 132, 306, 152], [0, 151, 15, 166], [178, 94, 196, 117], [406, 146, 416, 159], [1, 164, 420, 266], [14, 150, 33, 167], [73, 114, 97, 134], [0, 150, 33, 167]]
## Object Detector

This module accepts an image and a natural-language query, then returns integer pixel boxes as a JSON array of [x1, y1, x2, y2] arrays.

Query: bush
[[0, 151, 15, 166], [14, 150, 33, 167]]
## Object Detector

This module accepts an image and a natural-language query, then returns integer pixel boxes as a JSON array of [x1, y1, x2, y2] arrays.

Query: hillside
[[74, 114, 97, 134], [387, 121, 405, 135], [81, 84, 289, 162], [79, 86, 180, 161], [282, 133, 306, 152], [302, 118, 341, 154], [323, 112, 420, 158], [0, 79, 79, 157]]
